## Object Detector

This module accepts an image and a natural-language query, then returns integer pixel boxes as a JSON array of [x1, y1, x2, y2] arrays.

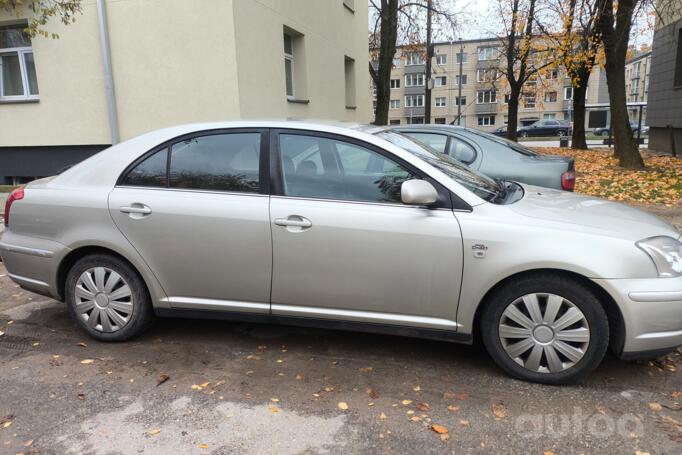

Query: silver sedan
[[1, 121, 681, 384]]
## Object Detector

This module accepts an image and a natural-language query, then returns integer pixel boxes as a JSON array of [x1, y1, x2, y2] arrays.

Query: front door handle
[[274, 216, 312, 229], [120, 204, 152, 218]]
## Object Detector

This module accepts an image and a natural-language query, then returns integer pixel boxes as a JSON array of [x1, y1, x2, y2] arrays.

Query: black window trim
[[269, 128, 470, 210], [116, 128, 270, 195]]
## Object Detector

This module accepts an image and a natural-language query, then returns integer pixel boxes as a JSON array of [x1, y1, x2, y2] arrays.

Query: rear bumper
[[594, 276, 682, 358], [0, 230, 69, 300]]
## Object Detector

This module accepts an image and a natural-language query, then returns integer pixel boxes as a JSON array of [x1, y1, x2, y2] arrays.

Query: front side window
[[0, 24, 38, 100], [406, 132, 449, 153], [169, 133, 261, 192], [279, 134, 415, 204]]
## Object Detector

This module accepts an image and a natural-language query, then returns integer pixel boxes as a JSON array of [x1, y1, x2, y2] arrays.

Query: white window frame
[[476, 89, 496, 104], [543, 113, 557, 120], [405, 95, 424, 108], [476, 69, 497, 83], [390, 78, 400, 89], [564, 86, 573, 100], [436, 54, 447, 65], [392, 57, 401, 68], [477, 115, 495, 126], [523, 95, 536, 109], [455, 96, 466, 106], [0, 46, 39, 101], [406, 52, 425, 66], [544, 91, 558, 103], [434, 76, 446, 87], [456, 52, 467, 64], [405, 73, 425, 87], [435, 96, 446, 107], [284, 35, 295, 99], [455, 74, 467, 86], [478, 46, 497, 61], [390, 99, 401, 109]]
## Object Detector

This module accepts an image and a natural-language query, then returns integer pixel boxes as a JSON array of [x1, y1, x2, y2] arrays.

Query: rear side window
[[404, 132, 448, 153], [169, 133, 261, 192], [121, 148, 168, 187]]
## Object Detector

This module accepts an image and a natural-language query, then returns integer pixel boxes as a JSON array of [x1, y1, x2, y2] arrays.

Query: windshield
[[375, 130, 501, 202]]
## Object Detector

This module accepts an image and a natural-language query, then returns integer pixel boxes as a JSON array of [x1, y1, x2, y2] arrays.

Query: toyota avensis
[[1, 121, 681, 384]]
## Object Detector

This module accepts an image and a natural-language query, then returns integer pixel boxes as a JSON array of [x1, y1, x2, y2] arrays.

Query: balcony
[[475, 103, 499, 114]]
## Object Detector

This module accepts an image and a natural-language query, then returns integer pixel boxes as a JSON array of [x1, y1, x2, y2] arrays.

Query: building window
[[406, 52, 425, 66], [436, 54, 447, 65], [548, 70, 558, 80], [523, 95, 536, 108], [478, 115, 495, 126], [344, 56, 355, 107], [455, 74, 467, 85], [435, 118, 446, 124], [407, 117, 424, 124], [564, 86, 573, 100], [435, 76, 447, 87], [476, 89, 496, 104], [405, 95, 424, 107], [503, 94, 510, 104], [373, 100, 377, 114], [543, 113, 556, 120], [478, 46, 498, 61], [544, 91, 557, 102], [435, 96, 446, 107], [392, 57, 401, 68], [455, 96, 466, 106], [674, 28, 682, 87], [456, 52, 467, 64], [390, 99, 401, 109], [0, 24, 39, 101], [476, 69, 497, 83], [405, 73, 425, 87], [389, 119, 401, 125], [390, 78, 400, 89]]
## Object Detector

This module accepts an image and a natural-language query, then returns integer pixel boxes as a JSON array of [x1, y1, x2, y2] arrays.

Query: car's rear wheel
[[481, 273, 609, 384], [65, 254, 154, 341]]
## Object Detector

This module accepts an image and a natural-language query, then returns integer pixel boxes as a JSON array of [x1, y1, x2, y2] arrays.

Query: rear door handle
[[120, 204, 152, 217], [274, 216, 312, 228]]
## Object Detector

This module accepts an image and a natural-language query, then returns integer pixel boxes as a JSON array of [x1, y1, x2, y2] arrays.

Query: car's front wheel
[[65, 254, 155, 341], [481, 273, 609, 384]]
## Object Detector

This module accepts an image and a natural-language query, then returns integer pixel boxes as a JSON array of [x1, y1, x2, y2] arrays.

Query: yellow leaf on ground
[[492, 402, 508, 420], [401, 400, 412, 405], [379, 412, 387, 420], [447, 405, 460, 412], [198, 443, 209, 449], [338, 402, 349, 410], [147, 429, 161, 436], [80, 359, 95, 364], [431, 424, 448, 434], [270, 406, 279, 413], [649, 402, 663, 412]]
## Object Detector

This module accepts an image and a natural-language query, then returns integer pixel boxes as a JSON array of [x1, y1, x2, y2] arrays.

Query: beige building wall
[[0, 0, 371, 149]]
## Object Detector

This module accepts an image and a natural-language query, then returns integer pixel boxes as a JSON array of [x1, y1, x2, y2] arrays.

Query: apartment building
[[373, 38, 608, 132], [0, 0, 371, 184], [647, 3, 682, 154], [625, 50, 652, 125]]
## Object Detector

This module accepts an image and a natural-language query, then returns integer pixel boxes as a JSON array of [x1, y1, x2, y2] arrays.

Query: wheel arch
[[471, 268, 625, 355]]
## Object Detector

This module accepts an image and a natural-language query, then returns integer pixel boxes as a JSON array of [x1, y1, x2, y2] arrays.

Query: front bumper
[[594, 276, 682, 357]]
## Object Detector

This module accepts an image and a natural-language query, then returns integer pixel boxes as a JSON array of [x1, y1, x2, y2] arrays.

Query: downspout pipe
[[96, 0, 120, 145]]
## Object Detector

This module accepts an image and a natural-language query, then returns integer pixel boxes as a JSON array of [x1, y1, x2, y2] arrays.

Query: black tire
[[480, 273, 609, 385], [65, 254, 155, 341]]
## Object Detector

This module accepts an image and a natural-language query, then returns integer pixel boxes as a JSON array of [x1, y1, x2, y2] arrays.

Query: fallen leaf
[[492, 402, 508, 420], [431, 424, 449, 434], [200, 382, 210, 388], [366, 388, 379, 399], [0, 331, 4, 336], [672, 391, 682, 398], [338, 402, 349, 410], [379, 412, 387, 420], [324, 386, 334, 392], [649, 402, 663, 412], [544, 451, 555, 455], [191, 384, 203, 391], [23, 440, 33, 447], [1, 415, 13, 429], [257, 345, 267, 351], [270, 398, 280, 403], [413, 385, 421, 392], [80, 359, 95, 364], [359, 366, 373, 373], [156, 374, 170, 386], [440, 433, 450, 441], [295, 374, 303, 380], [447, 405, 460, 412], [77, 342, 88, 348], [32, 342, 40, 346], [416, 402, 430, 412], [77, 393, 85, 400], [410, 416, 421, 422], [198, 443, 209, 449], [269, 406, 279, 413], [459, 419, 470, 426], [147, 429, 161, 436], [635, 452, 651, 455], [401, 400, 412, 405]]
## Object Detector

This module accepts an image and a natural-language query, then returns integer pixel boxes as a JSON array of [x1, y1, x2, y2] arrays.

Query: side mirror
[[401, 179, 438, 206]]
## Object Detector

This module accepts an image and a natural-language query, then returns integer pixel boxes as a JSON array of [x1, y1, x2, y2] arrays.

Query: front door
[[269, 131, 464, 330], [109, 129, 272, 313]]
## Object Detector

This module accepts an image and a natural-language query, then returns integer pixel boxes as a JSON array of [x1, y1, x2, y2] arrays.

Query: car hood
[[510, 184, 679, 240]]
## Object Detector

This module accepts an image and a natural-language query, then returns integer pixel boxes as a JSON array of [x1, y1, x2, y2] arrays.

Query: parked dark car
[[388, 124, 576, 190], [490, 126, 508, 137], [517, 120, 572, 138], [593, 121, 649, 136]]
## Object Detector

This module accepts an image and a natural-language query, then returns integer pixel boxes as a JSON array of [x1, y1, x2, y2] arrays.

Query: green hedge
[[0, 185, 20, 193]]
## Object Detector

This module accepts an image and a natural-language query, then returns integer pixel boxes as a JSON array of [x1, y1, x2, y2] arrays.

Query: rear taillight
[[3, 187, 24, 227], [561, 170, 575, 191]]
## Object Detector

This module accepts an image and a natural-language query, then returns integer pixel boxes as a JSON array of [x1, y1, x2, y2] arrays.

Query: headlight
[[636, 236, 682, 278]]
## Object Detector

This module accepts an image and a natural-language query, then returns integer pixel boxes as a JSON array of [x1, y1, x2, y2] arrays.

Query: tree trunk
[[506, 85, 521, 141], [571, 67, 590, 150], [596, 0, 644, 168], [370, 0, 399, 125]]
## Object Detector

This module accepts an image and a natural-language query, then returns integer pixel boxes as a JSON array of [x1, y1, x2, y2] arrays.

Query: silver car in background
[[389, 124, 576, 191], [1, 121, 681, 384]]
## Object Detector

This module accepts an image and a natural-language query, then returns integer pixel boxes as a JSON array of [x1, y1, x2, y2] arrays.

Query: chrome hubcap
[[498, 293, 590, 374], [75, 267, 133, 333]]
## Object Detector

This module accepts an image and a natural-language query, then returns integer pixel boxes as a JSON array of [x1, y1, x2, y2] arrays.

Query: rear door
[[109, 129, 273, 313]]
